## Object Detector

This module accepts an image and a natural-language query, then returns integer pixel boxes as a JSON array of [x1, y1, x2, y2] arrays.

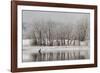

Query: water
[[22, 48, 89, 62]]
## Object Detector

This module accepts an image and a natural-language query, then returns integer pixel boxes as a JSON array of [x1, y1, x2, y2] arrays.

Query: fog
[[22, 10, 90, 25]]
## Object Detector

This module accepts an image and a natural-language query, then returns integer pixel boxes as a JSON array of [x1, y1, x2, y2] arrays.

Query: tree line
[[27, 17, 89, 46]]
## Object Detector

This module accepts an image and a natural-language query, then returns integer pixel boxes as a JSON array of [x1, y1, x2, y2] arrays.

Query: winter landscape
[[22, 10, 90, 62]]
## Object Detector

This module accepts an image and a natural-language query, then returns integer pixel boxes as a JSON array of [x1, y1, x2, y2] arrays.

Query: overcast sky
[[22, 10, 90, 39], [22, 10, 90, 25]]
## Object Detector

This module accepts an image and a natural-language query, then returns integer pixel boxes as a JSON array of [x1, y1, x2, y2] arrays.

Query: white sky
[[22, 10, 90, 25]]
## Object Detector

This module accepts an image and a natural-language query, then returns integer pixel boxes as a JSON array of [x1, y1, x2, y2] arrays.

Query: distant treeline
[[25, 18, 89, 46]]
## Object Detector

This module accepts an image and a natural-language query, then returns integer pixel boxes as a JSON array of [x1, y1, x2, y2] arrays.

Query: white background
[[0, 0, 99, 73]]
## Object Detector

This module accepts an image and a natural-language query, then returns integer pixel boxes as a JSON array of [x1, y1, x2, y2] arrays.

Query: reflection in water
[[23, 50, 89, 62]]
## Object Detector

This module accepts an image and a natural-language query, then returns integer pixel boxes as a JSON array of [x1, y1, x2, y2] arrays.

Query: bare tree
[[30, 16, 89, 46], [78, 17, 89, 41]]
